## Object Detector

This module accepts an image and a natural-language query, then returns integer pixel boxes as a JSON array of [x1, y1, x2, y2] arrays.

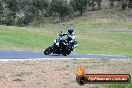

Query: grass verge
[[105, 82, 132, 88], [0, 25, 132, 56], [0, 9, 132, 56]]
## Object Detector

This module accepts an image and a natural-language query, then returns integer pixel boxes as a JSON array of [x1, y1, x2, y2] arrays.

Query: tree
[[109, 0, 115, 8], [0, 0, 18, 25], [121, 0, 128, 10], [3, 0, 18, 12], [32, 0, 49, 17], [50, 0, 73, 21], [17, 0, 49, 26], [0, 0, 50, 26], [90, 0, 96, 10], [0, 0, 3, 24], [29, 0, 50, 25], [128, 0, 132, 8], [70, 0, 87, 16], [96, 0, 102, 9], [16, 0, 37, 26], [87, 0, 102, 10], [109, 0, 128, 10], [0, 0, 3, 14], [32, 0, 49, 11]]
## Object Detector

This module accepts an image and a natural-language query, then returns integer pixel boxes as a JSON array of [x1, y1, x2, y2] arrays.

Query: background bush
[[0, 0, 131, 26], [50, 0, 73, 21]]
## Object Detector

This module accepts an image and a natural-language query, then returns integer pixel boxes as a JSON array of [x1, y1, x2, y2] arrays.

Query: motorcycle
[[44, 31, 77, 56]]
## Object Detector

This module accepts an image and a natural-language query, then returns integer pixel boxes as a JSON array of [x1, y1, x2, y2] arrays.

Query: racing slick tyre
[[44, 46, 53, 55], [62, 52, 68, 56]]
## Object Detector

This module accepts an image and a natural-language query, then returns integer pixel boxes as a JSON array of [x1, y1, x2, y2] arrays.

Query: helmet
[[67, 27, 74, 35]]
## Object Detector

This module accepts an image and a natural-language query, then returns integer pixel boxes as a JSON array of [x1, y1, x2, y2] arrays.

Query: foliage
[[109, 0, 129, 10], [70, 0, 88, 15], [0, 0, 49, 26], [16, 0, 36, 26], [106, 83, 132, 88], [0, 0, 131, 26], [0, 0, 3, 23], [95, 0, 102, 9], [87, 0, 102, 10], [50, 0, 73, 21], [0, 0, 18, 25], [128, 0, 132, 8]]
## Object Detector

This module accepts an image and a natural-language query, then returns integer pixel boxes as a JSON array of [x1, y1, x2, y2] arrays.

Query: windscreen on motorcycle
[[56, 35, 62, 42], [56, 34, 67, 42]]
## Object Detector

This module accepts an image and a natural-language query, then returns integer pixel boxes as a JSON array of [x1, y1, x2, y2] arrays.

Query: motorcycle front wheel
[[44, 46, 53, 55], [62, 53, 67, 56]]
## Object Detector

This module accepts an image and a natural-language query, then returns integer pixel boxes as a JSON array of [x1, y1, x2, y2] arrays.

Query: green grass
[[76, 31, 132, 56], [0, 10, 132, 56], [0, 25, 131, 56], [0, 26, 55, 51], [61, 9, 132, 30], [105, 82, 132, 88]]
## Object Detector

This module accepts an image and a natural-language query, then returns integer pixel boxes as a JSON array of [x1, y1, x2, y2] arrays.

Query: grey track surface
[[0, 50, 131, 59]]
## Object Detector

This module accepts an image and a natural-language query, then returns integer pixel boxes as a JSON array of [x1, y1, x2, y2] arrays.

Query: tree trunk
[[109, 0, 114, 8], [80, 11, 83, 16], [122, 0, 127, 10], [92, 0, 95, 11], [98, 2, 101, 9], [128, 0, 132, 8]]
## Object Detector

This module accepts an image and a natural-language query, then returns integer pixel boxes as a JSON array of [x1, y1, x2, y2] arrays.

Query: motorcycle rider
[[55, 27, 78, 48]]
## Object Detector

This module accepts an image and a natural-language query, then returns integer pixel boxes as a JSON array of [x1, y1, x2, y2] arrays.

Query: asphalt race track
[[0, 50, 131, 59]]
